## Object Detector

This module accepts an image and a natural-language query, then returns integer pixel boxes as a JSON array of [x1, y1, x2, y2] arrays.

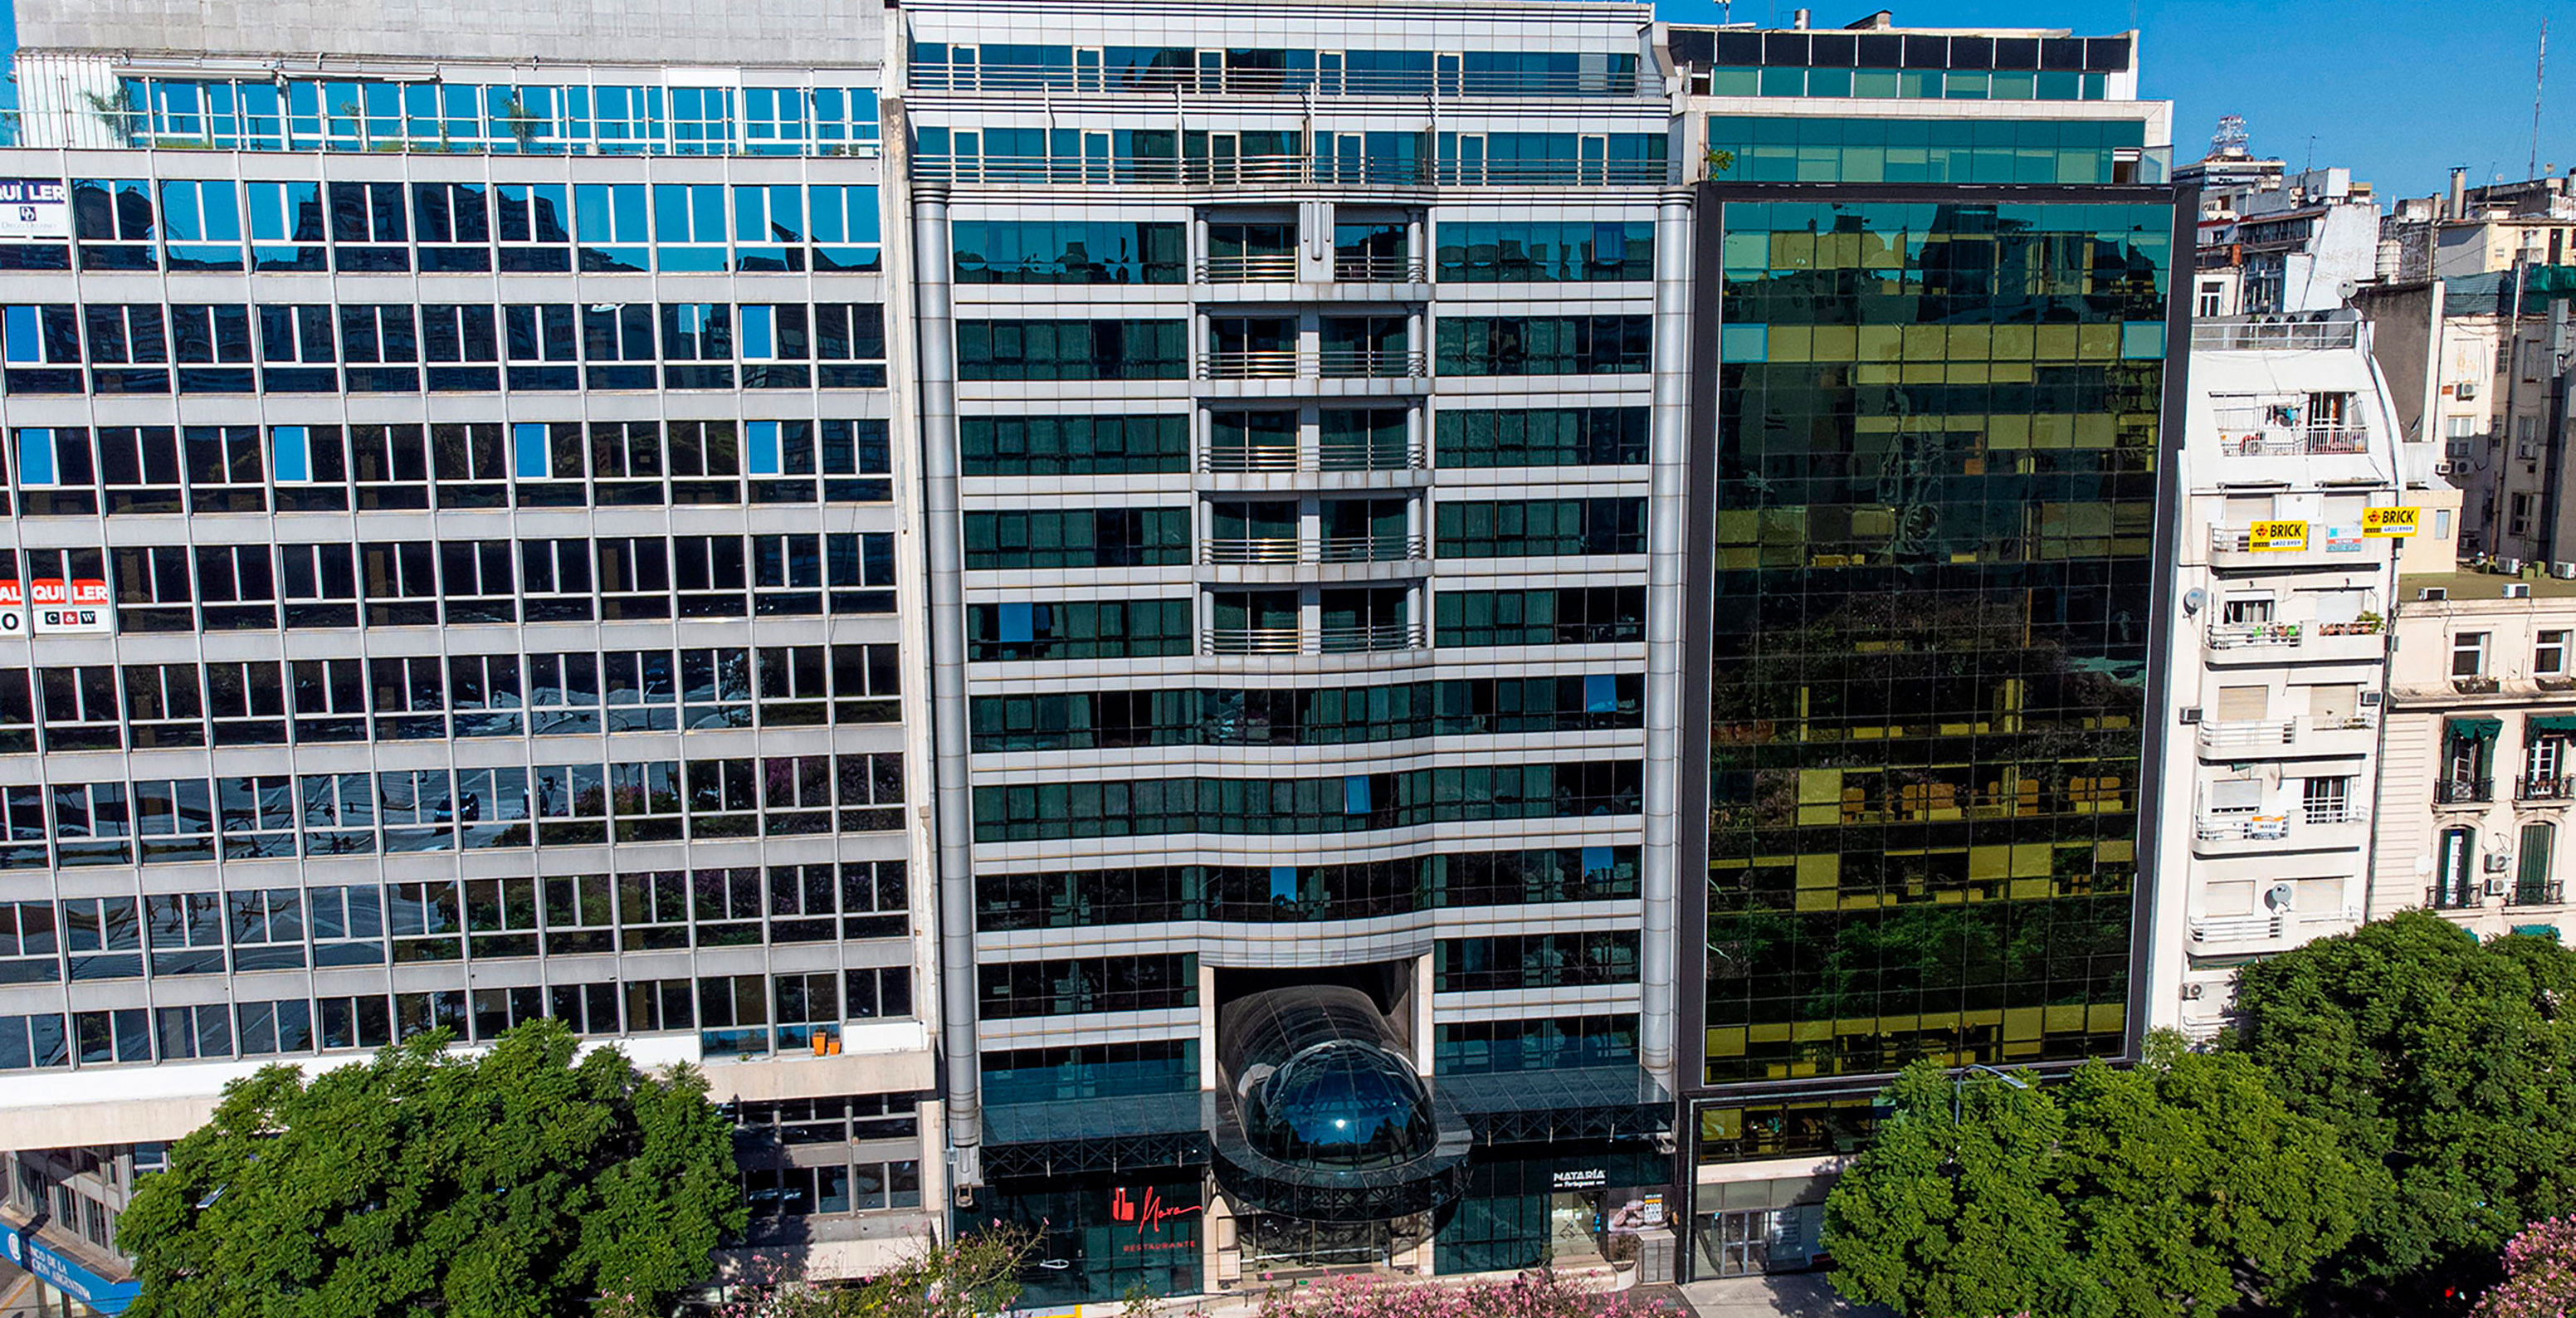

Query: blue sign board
[[2, 1224, 141, 1314]]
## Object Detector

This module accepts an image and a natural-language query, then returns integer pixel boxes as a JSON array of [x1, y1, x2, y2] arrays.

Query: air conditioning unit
[[2555, 563, 2576, 579], [2504, 558, 2527, 576], [2180, 983, 2206, 1000], [2459, 379, 2480, 399], [2419, 586, 2450, 601], [2509, 583, 2535, 598], [2361, 690, 2383, 706], [2487, 854, 2513, 873], [2178, 706, 2203, 724], [2436, 461, 2458, 476]]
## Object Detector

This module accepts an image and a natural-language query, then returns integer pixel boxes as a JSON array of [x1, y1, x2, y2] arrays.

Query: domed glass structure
[[1242, 1040, 1434, 1169]]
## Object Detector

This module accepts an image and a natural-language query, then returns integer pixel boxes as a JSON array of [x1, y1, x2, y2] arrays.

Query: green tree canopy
[[2229, 910, 2576, 1294], [1825, 1036, 2356, 1318], [119, 1018, 744, 1318]]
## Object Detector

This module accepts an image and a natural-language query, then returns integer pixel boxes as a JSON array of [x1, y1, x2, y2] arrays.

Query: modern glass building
[[1671, 21, 2184, 1281], [0, 0, 941, 1301], [900, 0, 1682, 1303]]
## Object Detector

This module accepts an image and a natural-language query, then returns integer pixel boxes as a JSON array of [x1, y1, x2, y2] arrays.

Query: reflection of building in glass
[[1671, 12, 2178, 1280]]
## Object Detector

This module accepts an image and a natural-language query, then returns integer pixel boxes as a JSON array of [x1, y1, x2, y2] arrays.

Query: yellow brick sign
[[2364, 506, 2420, 537], [2250, 520, 2308, 551]]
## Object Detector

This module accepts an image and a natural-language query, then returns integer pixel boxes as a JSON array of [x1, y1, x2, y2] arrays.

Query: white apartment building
[[2149, 312, 2408, 1037]]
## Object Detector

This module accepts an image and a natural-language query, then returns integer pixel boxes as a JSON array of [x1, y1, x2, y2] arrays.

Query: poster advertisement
[[30, 578, 110, 634], [2249, 520, 2309, 551], [0, 179, 70, 241], [2364, 506, 2421, 537], [1605, 1187, 1668, 1234]]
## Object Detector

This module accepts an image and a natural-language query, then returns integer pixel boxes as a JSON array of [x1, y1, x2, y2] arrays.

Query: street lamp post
[[1950, 1064, 2030, 1125]]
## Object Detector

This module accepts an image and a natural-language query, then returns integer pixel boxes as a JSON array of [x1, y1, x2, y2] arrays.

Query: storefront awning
[[2532, 715, 2576, 736], [2447, 715, 2505, 742]]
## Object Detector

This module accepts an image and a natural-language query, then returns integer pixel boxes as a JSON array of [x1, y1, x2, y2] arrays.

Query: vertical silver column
[[912, 180, 982, 1192], [1638, 194, 1696, 1088]]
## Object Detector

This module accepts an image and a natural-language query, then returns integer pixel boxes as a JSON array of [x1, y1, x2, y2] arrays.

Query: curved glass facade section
[[1242, 1042, 1434, 1169]]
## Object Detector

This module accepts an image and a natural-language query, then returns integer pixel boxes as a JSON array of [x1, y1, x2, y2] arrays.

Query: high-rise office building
[[898, 0, 1682, 1302], [0, 1, 939, 1301], [1667, 16, 2183, 1277]]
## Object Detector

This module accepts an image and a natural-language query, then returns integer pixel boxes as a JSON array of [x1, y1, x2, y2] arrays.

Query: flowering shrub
[[2478, 1218, 2576, 1318], [1251, 1268, 1674, 1318]]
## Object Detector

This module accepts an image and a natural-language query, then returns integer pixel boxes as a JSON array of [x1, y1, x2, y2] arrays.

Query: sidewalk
[[1677, 1272, 1893, 1318]]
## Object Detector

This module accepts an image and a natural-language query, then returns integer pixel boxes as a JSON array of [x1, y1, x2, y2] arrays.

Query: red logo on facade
[[1110, 1186, 1200, 1242]]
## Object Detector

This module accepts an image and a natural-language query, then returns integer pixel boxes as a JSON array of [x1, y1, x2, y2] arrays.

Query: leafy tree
[[2229, 910, 2576, 1297], [1825, 1037, 2357, 1318], [119, 1019, 744, 1318], [1822, 1060, 2095, 1318], [2476, 1216, 2576, 1318], [2053, 1037, 2358, 1316]]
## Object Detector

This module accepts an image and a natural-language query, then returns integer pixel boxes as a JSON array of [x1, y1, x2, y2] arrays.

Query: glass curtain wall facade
[[905, 0, 1678, 1303], [0, 33, 939, 1287], [1674, 27, 2178, 1281]]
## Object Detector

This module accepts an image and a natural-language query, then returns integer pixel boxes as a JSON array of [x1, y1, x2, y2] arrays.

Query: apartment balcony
[[2437, 776, 2496, 806], [1200, 349, 1427, 380], [1197, 255, 1300, 283], [1198, 535, 1425, 565], [2520, 775, 2576, 803], [2193, 812, 2291, 846], [2206, 524, 2383, 569], [2202, 618, 2388, 666], [1190, 255, 1431, 285], [2213, 424, 2374, 459], [912, 154, 1674, 190], [1203, 622, 1425, 656], [2511, 881, 2568, 907], [2187, 906, 2360, 954], [2195, 715, 2374, 759], [1203, 437, 1425, 476]]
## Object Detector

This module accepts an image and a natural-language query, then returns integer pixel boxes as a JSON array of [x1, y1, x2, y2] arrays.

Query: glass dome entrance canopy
[[1212, 986, 1470, 1222]]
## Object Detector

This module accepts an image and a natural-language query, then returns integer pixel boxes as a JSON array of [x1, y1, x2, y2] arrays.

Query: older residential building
[[2144, 312, 2408, 1039], [2375, 573, 2576, 944]]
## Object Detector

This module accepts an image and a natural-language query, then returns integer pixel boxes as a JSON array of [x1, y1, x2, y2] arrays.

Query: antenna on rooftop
[[2535, 17, 2550, 182]]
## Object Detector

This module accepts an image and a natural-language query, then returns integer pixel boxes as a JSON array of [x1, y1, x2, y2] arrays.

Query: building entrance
[[1696, 1210, 1769, 1277]]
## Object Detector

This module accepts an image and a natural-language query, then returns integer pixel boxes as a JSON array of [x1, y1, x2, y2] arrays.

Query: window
[[837, 754, 905, 832], [773, 971, 841, 1050], [386, 880, 461, 961], [412, 181, 492, 271], [840, 861, 910, 939], [448, 654, 524, 736], [236, 999, 315, 1056], [495, 183, 572, 271], [38, 667, 121, 752], [956, 319, 1186, 381], [1436, 499, 1646, 558], [73, 1009, 153, 1064], [298, 772, 376, 855], [217, 776, 298, 861], [61, 896, 141, 978], [619, 871, 691, 952], [360, 541, 439, 626], [145, 892, 226, 976], [206, 663, 286, 746], [183, 425, 266, 512], [419, 307, 500, 390], [661, 304, 734, 388], [367, 657, 446, 740], [2522, 821, 2560, 904], [226, 889, 305, 971], [614, 760, 682, 844], [845, 966, 914, 1019], [1435, 315, 1651, 375], [14, 428, 98, 512], [0, 902, 59, 984], [317, 996, 394, 1050], [338, 307, 421, 391], [698, 974, 770, 1055], [960, 414, 1188, 477], [623, 977, 697, 1032], [607, 650, 680, 731], [519, 539, 594, 622], [954, 220, 1185, 284], [2, 308, 85, 394], [1434, 221, 1652, 282], [111, 545, 196, 632], [540, 875, 617, 955], [504, 303, 579, 389], [280, 542, 360, 627], [244, 180, 325, 271], [965, 598, 1193, 661], [687, 759, 761, 838], [124, 664, 205, 748], [2196, 281, 2223, 318], [464, 878, 539, 959], [2455, 632, 2491, 678], [170, 306, 256, 393], [533, 763, 609, 846], [2302, 776, 2354, 824], [290, 658, 368, 743], [72, 179, 158, 270], [438, 540, 517, 624], [256, 305, 338, 392], [2512, 494, 2536, 536], [455, 767, 530, 849], [378, 770, 456, 852], [2541, 631, 2569, 676], [271, 426, 351, 511]]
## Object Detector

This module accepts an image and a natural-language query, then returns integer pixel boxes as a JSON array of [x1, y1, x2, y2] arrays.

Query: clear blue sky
[[1661, 0, 2568, 203]]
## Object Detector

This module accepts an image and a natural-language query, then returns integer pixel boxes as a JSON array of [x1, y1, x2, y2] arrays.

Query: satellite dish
[[2264, 882, 2295, 911], [2182, 587, 2207, 615]]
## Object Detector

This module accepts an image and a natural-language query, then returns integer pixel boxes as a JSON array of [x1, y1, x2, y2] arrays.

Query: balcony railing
[[2196, 813, 2291, 842], [2512, 881, 2568, 906], [2207, 621, 2304, 649], [2521, 775, 2576, 802], [910, 65, 1646, 98], [1198, 255, 1299, 282], [1203, 439, 1424, 473], [1199, 535, 1426, 565], [2188, 907, 2359, 945], [1200, 349, 1427, 380], [1204, 622, 1423, 655], [2213, 425, 2372, 457], [2197, 719, 2299, 750], [1334, 256, 1428, 282], [2437, 776, 2496, 804], [2304, 800, 2365, 826], [912, 154, 1674, 188]]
